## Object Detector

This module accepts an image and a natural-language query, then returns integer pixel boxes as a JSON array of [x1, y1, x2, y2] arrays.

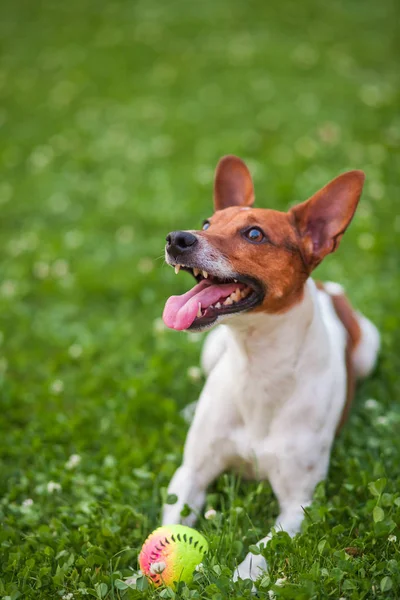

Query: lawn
[[0, 0, 399, 598]]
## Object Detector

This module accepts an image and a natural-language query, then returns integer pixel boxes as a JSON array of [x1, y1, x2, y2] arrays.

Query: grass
[[0, 0, 399, 598]]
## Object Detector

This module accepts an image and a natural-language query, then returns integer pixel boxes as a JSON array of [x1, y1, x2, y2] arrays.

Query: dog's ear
[[290, 170, 365, 270], [214, 155, 255, 211]]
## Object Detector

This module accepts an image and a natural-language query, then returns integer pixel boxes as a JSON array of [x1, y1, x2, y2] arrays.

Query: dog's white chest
[[218, 348, 304, 478], [199, 280, 348, 479], [225, 344, 296, 438]]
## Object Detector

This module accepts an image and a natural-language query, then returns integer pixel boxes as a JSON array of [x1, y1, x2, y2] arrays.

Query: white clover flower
[[47, 481, 61, 493], [359, 84, 383, 108], [52, 259, 69, 278], [195, 562, 204, 573], [195, 165, 213, 185], [116, 226, 134, 244], [29, 145, 54, 170], [204, 508, 217, 520], [1, 280, 17, 298], [103, 455, 116, 468], [180, 401, 197, 424], [365, 398, 379, 410], [33, 261, 50, 279], [291, 43, 319, 68], [318, 122, 341, 145], [153, 318, 166, 334], [388, 535, 397, 542], [22, 498, 33, 507], [295, 136, 318, 159], [187, 332, 201, 343], [48, 192, 69, 213], [50, 379, 64, 394], [7, 238, 24, 257], [66, 454, 81, 470], [357, 233, 375, 251], [149, 561, 166, 575], [62, 593, 74, 600], [376, 416, 389, 426], [64, 230, 83, 249], [137, 257, 154, 273], [68, 344, 83, 359], [187, 366, 202, 382], [368, 181, 385, 201]]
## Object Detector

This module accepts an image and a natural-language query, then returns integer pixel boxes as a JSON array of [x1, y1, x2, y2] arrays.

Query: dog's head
[[163, 156, 365, 332]]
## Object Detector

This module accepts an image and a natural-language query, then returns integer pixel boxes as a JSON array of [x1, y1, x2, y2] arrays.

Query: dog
[[161, 155, 380, 582]]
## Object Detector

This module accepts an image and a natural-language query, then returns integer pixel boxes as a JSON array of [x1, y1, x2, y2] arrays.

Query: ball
[[139, 525, 208, 588]]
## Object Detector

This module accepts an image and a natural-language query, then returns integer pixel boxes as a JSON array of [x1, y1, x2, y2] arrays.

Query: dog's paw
[[233, 552, 267, 588]]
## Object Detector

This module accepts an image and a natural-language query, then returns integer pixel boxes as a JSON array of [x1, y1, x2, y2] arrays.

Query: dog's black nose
[[166, 231, 198, 258]]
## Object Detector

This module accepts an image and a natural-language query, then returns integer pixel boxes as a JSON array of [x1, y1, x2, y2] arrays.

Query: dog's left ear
[[214, 155, 255, 211], [290, 170, 365, 270]]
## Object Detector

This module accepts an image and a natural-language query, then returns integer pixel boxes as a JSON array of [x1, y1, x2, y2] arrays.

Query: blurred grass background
[[0, 0, 399, 598]]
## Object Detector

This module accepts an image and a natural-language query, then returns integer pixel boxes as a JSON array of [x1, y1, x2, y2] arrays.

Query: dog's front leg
[[162, 419, 235, 525], [162, 361, 240, 526], [234, 436, 332, 584]]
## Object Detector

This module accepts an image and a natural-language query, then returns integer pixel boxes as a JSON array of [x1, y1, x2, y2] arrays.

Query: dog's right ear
[[214, 155, 255, 211], [290, 170, 365, 270]]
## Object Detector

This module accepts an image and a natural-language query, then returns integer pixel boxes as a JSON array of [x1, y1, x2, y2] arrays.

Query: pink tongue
[[163, 279, 243, 330]]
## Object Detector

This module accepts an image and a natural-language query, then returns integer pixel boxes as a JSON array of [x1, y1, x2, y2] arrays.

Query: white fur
[[352, 312, 380, 378], [162, 278, 379, 583], [167, 234, 237, 282]]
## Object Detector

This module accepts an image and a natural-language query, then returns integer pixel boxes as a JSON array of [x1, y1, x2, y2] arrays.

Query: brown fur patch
[[198, 206, 309, 314], [317, 283, 362, 432], [289, 170, 365, 269]]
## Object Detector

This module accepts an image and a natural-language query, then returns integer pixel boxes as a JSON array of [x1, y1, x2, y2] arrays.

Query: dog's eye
[[202, 220, 210, 231], [244, 227, 265, 243]]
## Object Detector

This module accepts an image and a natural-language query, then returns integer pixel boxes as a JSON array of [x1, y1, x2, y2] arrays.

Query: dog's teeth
[[202, 270, 208, 279], [197, 303, 202, 318], [193, 268, 200, 277], [234, 279, 238, 283], [224, 297, 233, 305], [174, 265, 181, 274], [215, 302, 221, 309]]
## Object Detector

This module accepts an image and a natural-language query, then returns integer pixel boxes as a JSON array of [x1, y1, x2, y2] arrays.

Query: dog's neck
[[225, 279, 317, 360]]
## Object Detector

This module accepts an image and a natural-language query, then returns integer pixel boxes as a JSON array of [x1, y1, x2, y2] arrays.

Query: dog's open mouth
[[163, 264, 264, 331]]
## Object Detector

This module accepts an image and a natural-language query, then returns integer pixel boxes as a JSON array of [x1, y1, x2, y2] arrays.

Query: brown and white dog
[[161, 156, 380, 582]]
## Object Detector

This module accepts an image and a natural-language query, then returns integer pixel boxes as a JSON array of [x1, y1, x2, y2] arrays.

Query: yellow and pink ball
[[139, 525, 208, 588]]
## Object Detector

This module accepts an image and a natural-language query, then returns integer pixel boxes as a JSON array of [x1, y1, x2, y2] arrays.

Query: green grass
[[0, 0, 399, 598]]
